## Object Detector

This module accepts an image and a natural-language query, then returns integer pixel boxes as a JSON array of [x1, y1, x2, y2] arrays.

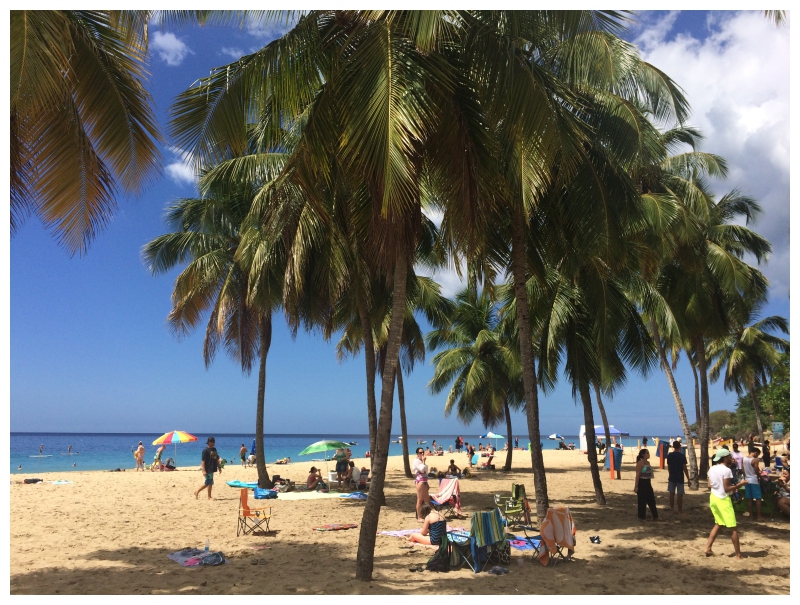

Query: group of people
[[631, 438, 789, 559]]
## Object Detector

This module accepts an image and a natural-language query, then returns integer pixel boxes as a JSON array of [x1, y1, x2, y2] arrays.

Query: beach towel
[[340, 492, 368, 500], [46, 480, 73, 485], [537, 506, 576, 566], [378, 528, 420, 538], [167, 548, 229, 567], [508, 536, 538, 551], [275, 491, 340, 501], [432, 478, 462, 515], [313, 523, 358, 531], [472, 508, 506, 548]]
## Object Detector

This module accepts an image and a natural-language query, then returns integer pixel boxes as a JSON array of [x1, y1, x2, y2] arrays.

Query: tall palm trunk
[[357, 297, 378, 466], [689, 356, 702, 428], [593, 382, 611, 453], [397, 365, 412, 477], [510, 206, 549, 518], [503, 396, 513, 471], [580, 380, 605, 504], [255, 314, 273, 489], [750, 389, 764, 441], [356, 245, 408, 581], [694, 336, 711, 479], [651, 320, 698, 488]]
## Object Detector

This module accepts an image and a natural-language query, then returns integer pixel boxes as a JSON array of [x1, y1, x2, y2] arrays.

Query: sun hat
[[713, 448, 731, 462]]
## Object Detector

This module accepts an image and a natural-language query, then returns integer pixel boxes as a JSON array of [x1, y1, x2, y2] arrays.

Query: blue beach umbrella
[[548, 434, 564, 440], [479, 431, 504, 449]]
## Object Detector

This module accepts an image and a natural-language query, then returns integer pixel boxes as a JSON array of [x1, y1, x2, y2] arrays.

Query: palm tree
[[427, 286, 523, 472], [707, 303, 789, 441], [142, 178, 286, 489], [11, 10, 166, 254]]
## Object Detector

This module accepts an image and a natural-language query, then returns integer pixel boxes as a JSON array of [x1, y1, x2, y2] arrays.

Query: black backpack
[[426, 544, 450, 572]]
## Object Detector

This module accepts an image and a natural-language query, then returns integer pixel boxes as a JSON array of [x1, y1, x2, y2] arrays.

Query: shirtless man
[[239, 443, 248, 467]]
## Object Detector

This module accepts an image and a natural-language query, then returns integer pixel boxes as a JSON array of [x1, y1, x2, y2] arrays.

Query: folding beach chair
[[494, 483, 531, 528], [526, 506, 576, 566], [236, 488, 272, 536], [431, 477, 462, 518], [447, 508, 509, 573]]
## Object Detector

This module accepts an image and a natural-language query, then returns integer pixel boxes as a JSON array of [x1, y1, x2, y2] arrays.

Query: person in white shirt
[[742, 448, 764, 520], [412, 448, 431, 521], [705, 449, 748, 559], [730, 443, 744, 472]]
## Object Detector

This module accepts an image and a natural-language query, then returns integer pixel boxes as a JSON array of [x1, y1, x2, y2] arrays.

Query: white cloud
[[220, 46, 244, 60], [635, 11, 790, 299], [151, 31, 191, 66], [164, 148, 197, 187]]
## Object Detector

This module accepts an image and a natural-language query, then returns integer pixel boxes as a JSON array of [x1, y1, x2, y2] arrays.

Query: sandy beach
[[10, 448, 790, 595]]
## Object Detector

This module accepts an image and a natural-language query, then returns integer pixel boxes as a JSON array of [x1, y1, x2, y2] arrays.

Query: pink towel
[[433, 478, 462, 515]]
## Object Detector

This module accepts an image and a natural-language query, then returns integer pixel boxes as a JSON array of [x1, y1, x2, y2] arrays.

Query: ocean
[[10, 432, 672, 474]]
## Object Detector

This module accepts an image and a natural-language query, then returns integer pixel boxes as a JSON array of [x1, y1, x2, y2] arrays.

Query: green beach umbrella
[[479, 431, 504, 449], [298, 440, 351, 474]]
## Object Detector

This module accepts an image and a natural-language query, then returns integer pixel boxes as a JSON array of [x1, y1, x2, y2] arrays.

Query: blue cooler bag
[[254, 487, 278, 499]]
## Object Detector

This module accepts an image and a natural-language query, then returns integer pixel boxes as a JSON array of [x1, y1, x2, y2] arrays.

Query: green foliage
[[759, 352, 790, 431]]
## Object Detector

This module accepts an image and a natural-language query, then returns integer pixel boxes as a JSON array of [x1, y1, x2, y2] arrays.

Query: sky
[[5, 10, 792, 440]]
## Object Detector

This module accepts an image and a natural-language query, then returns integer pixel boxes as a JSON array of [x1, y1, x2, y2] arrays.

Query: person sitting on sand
[[407, 505, 447, 546], [344, 460, 360, 488], [705, 448, 748, 559], [775, 469, 790, 516], [447, 460, 461, 477], [239, 444, 248, 467], [307, 466, 326, 490]]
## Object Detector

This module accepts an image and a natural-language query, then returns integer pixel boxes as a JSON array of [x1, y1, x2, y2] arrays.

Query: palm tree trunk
[[651, 319, 698, 488], [750, 389, 764, 441], [689, 356, 701, 429], [593, 382, 611, 454], [357, 297, 378, 466], [397, 364, 412, 477], [356, 244, 408, 581], [255, 314, 273, 489], [503, 397, 513, 471], [694, 336, 711, 480], [510, 206, 549, 519], [580, 380, 605, 504]]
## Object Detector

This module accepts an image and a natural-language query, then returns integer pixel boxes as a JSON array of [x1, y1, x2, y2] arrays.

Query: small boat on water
[[391, 440, 399, 444], [346, 441, 358, 446], [416, 439, 427, 444]]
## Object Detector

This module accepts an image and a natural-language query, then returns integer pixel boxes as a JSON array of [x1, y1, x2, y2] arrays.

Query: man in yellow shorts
[[705, 448, 748, 559]]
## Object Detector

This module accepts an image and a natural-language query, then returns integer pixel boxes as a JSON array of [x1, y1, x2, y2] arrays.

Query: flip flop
[[250, 559, 258, 565], [258, 558, 267, 565]]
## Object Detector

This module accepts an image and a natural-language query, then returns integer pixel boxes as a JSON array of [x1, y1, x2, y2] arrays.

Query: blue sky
[[6, 11, 791, 439]]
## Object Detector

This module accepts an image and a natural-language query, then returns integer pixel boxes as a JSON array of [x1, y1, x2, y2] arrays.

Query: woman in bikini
[[412, 447, 431, 521], [407, 504, 447, 546]]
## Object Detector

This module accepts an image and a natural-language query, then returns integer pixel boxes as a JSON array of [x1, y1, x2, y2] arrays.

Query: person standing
[[239, 443, 248, 467], [412, 447, 431, 521], [730, 442, 744, 474], [39, 444, 43, 455], [634, 449, 658, 521], [642, 435, 648, 448], [194, 437, 222, 500], [515, 436, 519, 449], [742, 447, 764, 520], [466, 442, 476, 467], [666, 440, 690, 514], [135, 441, 145, 471], [67, 444, 73, 455], [454, 436, 462, 453], [704, 448, 748, 558], [762, 440, 772, 469]]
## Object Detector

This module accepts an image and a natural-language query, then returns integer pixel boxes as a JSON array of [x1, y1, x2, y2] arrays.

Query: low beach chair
[[447, 508, 509, 573], [529, 506, 576, 566], [237, 488, 272, 536], [494, 483, 531, 528], [431, 477, 462, 518]]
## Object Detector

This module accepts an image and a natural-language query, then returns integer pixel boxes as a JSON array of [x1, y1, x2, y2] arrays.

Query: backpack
[[426, 545, 450, 572]]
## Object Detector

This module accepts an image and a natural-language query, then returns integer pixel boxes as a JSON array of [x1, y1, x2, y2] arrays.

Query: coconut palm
[[142, 176, 287, 489], [707, 303, 789, 441], [427, 285, 523, 472]]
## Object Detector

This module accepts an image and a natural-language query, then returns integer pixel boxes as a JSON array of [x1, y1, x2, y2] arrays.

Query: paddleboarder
[[39, 444, 43, 455]]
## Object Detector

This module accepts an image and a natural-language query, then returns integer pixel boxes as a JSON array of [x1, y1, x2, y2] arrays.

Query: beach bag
[[488, 541, 511, 565], [426, 545, 450, 572], [254, 487, 278, 499]]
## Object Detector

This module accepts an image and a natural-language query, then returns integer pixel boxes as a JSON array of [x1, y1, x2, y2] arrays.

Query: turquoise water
[[10, 432, 669, 474]]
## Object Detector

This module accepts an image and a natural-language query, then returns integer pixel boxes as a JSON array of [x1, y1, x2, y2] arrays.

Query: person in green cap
[[704, 448, 748, 559]]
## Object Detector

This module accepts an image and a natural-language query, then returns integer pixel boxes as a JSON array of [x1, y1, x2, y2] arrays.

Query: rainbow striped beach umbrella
[[152, 430, 197, 464]]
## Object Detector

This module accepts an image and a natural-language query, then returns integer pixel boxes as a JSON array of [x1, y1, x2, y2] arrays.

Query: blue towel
[[339, 492, 368, 499]]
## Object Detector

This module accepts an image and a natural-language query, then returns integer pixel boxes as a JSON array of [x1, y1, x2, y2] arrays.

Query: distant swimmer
[[39, 444, 44, 454], [17, 465, 22, 470], [72, 463, 77, 467], [68, 444, 73, 455]]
